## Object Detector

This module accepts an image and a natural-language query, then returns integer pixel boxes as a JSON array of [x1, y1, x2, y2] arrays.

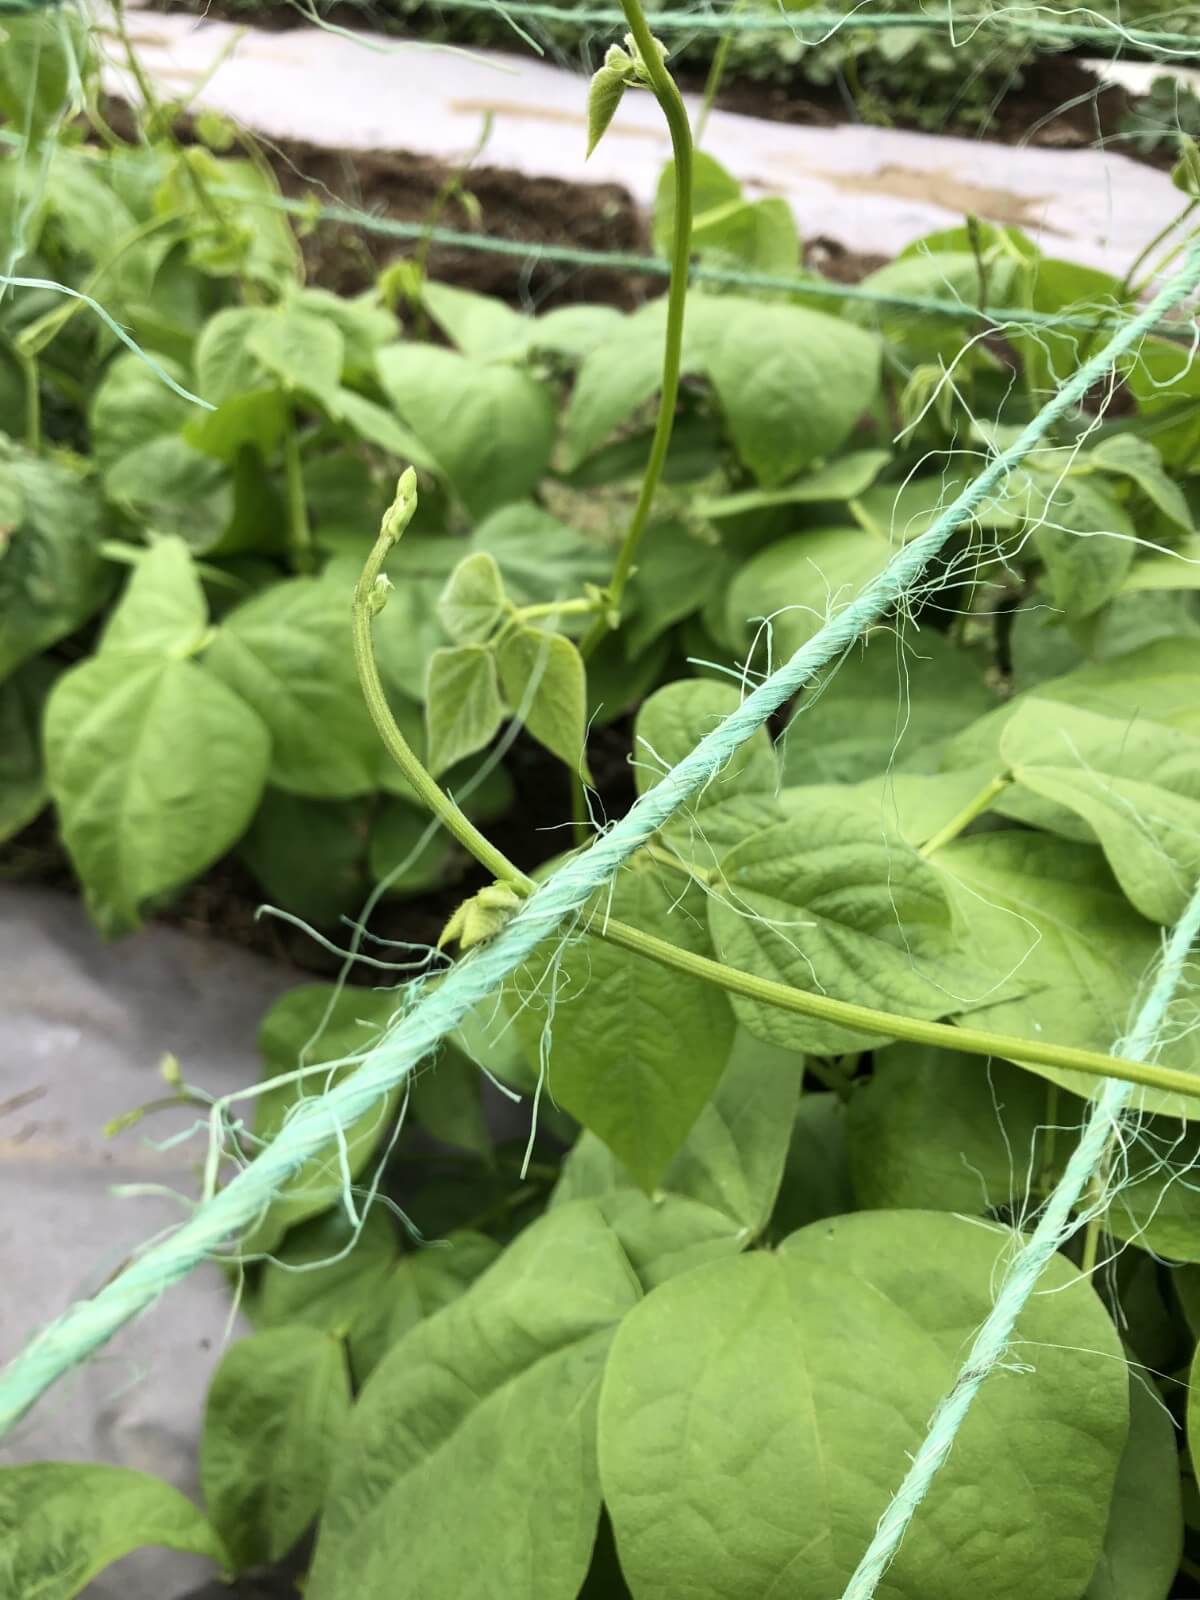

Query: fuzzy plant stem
[[578, 0, 693, 662], [838, 875, 1200, 1600], [0, 244, 1197, 1437], [356, 494, 1197, 1102]]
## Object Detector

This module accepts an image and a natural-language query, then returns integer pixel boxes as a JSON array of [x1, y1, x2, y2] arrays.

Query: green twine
[[213, 188, 1182, 340], [0, 130, 1181, 341], [412, 0, 1200, 56], [0, 275, 216, 409], [0, 239, 1197, 1440], [839, 876, 1200, 1600]]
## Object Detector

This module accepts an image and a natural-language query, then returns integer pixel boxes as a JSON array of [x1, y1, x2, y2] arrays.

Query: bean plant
[[4, 7, 1200, 1600]]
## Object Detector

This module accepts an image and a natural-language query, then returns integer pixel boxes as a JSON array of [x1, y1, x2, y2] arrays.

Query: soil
[[271, 139, 655, 309], [276, 138, 888, 301]]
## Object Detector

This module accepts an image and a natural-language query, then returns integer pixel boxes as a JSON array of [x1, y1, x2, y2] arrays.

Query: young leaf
[[424, 644, 506, 775], [513, 869, 734, 1188], [633, 678, 782, 857], [709, 805, 961, 1055], [204, 576, 384, 798], [496, 623, 589, 774], [437, 551, 508, 644], [587, 61, 630, 157], [376, 345, 555, 518], [99, 538, 208, 657], [0, 1463, 227, 1600], [656, 151, 799, 273], [201, 1327, 351, 1571], [599, 1212, 1127, 1600], [306, 1201, 641, 1600], [44, 654, 269, 936]]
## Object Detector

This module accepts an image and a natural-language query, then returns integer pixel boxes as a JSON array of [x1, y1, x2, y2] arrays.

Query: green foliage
[[0, 1464, 227, 1600], [201, 1327, 352, 1570], [599, 1212, 1127, 1600], [10, 44, 1200, 1600]]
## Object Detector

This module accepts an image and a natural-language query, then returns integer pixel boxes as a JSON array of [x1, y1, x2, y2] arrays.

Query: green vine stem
[[919, 771, 1012, 856], [7, 338, 40, 452], [282, 413, 315, 574], [351, 473, 534, 893], [578, 0, 694, 663], [351, 499, 1198, 1106], [695, 0, 747, 144], [598, 916, 1200, 1104]]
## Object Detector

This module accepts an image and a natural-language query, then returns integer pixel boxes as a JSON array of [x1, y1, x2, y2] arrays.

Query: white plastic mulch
[[0, 887, 283, 1598], [105, 6, 1195, 277]]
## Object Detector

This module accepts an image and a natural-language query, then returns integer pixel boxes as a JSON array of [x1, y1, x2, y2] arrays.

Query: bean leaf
[[99, 537, 208, 657], [201, 1327, 351, 1571], [306, 1201, 641, 1600], [710, 805, 963, 1055], [513, 868, 735, 1188], [496, 623, 589, 774], [599, 1210, 1127, 1600], [1002, 697, 1200, 925], [205, 576, 384, 798], [633, 677, 782, 859], [425, 644, 506, 775], [44, 653, 269, 935], [0, 1463, 227, 1600]]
